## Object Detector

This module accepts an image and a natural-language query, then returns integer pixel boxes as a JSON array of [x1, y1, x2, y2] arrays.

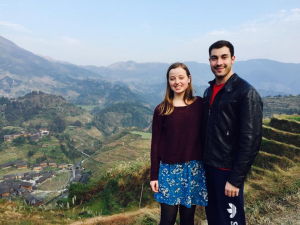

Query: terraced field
[[73, 115, 300, 225], [244, 114, 300, 224], [82, 131, 151, 179], [1, 115, 299, 225]]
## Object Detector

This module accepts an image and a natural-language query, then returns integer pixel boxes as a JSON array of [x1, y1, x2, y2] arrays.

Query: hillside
[[0, 36, 142, 107], [0, 111, 299, 224], [0, 93, 154, 176], [82, 130, 151, 179], [262, 95, 300, 118], [92, 102, 153, 136], [49, 114, 298, 225], [0, 92, 103, 166]]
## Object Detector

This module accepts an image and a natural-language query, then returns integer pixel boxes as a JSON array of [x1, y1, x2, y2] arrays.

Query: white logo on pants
[[227, 203, 237, 218]]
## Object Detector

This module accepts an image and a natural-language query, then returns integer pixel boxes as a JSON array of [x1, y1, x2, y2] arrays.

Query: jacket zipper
[[204, 83, 226, 163]]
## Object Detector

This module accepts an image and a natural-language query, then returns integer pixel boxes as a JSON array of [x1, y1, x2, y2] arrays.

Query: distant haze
[[0, 1, 299, 66], [1, 36, 300, 109]]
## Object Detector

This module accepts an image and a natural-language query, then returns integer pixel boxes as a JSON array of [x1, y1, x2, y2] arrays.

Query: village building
[[12, 132, 22, 138], [20, 181, 33, 190], [12, 160, 23, 167], [36, 174, 49, 185], [39, 161, 48, 167], [24, 193, 43, 206], [0, 163, 12, 169], [17, 162, 27, 169], [20, 129, 27, 134], [0, 187, 10, 197], [32, 165, 42, 171], [48, 161, 57, 167], [30, 134, 40, 141], [16, 187, 27, 196], [3, 135, 13, 142], [57, 163, 67, 169], [16, 173, 25, 179], [39, 127, 48, 132], [24, 172, 31, 177], [10, 182, 21, 192], [1, 179, 14, 186], [22, 131, 30, 137], [40, 130, 49, 136], [22, 176, 32, 181], [3, 174, 16, 180], [31, 172, 41, 178]]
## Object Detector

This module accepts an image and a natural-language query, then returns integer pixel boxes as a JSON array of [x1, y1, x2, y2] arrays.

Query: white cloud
[[0, 20, 30, 32], [141, 23, 150, 33], [163, 8, 300, 64], [61, 36, 80, 44], [209, 29, 233, 36]]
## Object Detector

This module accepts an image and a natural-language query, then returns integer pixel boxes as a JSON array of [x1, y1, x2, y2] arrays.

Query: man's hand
[[150, 180, 159, 193], [225, 181, 239, 197]]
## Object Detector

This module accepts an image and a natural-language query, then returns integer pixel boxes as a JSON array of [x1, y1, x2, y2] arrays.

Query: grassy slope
[[82, 131, 150, 179], [1, 115, 299, 224], [73, 115, 300, 225], [243, 114, 300, 224]]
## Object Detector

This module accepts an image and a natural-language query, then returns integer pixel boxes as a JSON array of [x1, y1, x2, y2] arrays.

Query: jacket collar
[[208, 73, 238, 93]]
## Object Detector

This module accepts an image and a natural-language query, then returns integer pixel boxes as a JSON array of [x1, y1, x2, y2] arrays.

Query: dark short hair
[[209, 40, 234, 57]]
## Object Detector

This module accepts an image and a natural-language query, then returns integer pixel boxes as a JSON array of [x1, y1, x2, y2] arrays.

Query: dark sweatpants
[[205, 165, 246, 225]]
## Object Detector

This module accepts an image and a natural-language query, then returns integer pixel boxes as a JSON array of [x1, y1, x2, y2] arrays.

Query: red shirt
[[210, 82, 226, 107]]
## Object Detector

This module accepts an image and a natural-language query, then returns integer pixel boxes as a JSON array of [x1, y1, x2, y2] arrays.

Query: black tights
[[160, 203, 196, 225]]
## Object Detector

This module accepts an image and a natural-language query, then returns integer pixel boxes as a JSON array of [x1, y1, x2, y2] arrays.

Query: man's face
[[209, 46, 235, 78]]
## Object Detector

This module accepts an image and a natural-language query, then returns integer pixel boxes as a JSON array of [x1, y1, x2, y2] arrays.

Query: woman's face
[[168, 67, 190, 96]]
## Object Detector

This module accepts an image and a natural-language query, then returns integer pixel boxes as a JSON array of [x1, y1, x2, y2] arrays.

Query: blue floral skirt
[[154, 160, 208, 208]]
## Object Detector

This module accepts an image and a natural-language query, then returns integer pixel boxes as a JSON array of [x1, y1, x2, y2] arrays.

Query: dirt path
[[70, 202, 300, 225], [70, 208, 160, 225]]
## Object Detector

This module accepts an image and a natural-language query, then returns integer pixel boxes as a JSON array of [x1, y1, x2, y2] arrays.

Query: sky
[[1, 0, 300, 66]]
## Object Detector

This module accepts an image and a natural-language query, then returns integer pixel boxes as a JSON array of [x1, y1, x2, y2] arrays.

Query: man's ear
[[231, 56, 236, 64]]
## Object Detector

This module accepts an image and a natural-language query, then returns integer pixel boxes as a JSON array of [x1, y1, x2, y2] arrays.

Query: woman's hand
[[150, 180, 159, 193]]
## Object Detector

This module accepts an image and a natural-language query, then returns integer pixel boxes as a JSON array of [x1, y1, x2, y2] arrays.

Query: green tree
[[74, 120, 82, 127], [13, 136, 26, 146]]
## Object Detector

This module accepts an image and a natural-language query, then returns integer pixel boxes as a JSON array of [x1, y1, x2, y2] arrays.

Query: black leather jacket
[[202, 73, 263, 188]]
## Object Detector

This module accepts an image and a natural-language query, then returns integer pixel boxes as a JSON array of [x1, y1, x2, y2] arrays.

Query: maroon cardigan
[[150, 97, 204, 181]]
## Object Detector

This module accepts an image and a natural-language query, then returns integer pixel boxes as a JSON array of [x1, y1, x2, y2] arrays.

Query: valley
[[0, 35, 299, 224], [1, 113, 298, 224]]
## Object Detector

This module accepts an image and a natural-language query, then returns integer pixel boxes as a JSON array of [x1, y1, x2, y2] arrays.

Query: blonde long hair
[[159, 62, 195, 115]]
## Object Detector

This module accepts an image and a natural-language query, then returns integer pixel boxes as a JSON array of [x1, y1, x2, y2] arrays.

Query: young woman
[[150, 62, 208, 225]]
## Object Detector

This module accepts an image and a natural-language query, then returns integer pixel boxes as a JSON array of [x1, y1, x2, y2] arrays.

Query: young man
[[202, 40, 263, 225]]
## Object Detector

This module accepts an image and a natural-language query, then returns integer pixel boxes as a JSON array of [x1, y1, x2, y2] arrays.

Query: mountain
[[0, 36, 101, 81], [0, 36, 142, 106], [82, 60, 300, 97], [234, 59, 300, 94], [1, 35, 300, 109]]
